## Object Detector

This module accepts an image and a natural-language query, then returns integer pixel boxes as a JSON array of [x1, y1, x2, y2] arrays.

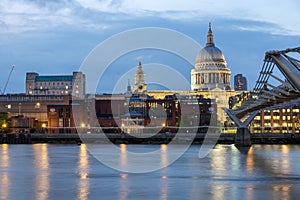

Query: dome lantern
[[206, 22, 215, 47]]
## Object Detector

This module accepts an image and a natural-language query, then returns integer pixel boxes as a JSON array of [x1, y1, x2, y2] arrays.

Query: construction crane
[[1, 65, 15, 95]]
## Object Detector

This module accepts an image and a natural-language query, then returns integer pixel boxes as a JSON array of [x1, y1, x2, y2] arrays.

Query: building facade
[[234, 74, 248, 91], [46, 93, 215, 134], [250, 106, 300, 133], [26, 71, 85, 98]]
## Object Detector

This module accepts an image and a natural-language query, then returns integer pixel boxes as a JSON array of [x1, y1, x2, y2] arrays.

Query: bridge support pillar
[[235, 127, 251, 147], [224, 109, 259, 147]]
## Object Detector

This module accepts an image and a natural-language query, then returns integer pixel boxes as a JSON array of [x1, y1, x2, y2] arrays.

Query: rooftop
[[35, 75, 73, 82]]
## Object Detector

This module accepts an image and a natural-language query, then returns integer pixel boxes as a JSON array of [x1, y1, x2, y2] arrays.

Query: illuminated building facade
[[26, 71, 85, 98], [0, 94, 72, 133], [250, 107, 300, 133]]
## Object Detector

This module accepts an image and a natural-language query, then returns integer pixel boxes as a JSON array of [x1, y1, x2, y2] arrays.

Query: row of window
[[29, 84, 79, 90], [37, 81, 72, 86], [29, 90, 79, 95], [255, 115, 300, 120]]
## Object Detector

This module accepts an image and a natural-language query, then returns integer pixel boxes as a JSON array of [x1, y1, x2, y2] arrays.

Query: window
[[66, 108, 71, 118], [58, 108, 63, 118], [59, 118, 64, 127]]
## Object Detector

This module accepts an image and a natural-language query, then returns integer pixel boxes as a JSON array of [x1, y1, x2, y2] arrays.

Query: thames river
[[1, 144, 300, 200]]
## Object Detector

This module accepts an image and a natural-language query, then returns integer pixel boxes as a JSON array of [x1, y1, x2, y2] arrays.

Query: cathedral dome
[[195, 23, 227, 69], [196, 46, 225, 64], [191, 23, 231, 91]]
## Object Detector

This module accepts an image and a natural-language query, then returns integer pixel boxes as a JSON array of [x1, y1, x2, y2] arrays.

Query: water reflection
[[280, 145, 291, 174], [119, 173, 129, 200], [245, 145, 293, 199], [245, 183, 254, 200], [119, 144, 128, 167], [160, 175, 169, 200], [160, 144, 168, 168], [272, 184, 292, 200], [77, 144, 90, 200], [211, 184, 227, 200], [0, 144, 299, 199], [245, 147, 254, 173], [33, 144, 50, 200], [0, 144, 10, 200]]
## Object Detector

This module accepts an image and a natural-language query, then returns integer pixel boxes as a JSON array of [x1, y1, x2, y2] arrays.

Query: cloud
[[0, 0, 299, 35], [0, 0, 109, 33], [120, 0, 300, 35]]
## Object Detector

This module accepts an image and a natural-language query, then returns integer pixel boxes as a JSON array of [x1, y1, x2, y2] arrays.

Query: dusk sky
[[1, 0, 300, 94]]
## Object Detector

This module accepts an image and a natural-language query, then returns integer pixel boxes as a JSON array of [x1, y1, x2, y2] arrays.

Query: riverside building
[[26, 71, 85, 98]]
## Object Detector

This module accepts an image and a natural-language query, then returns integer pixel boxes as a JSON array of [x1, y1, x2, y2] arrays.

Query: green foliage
[[0, 112, 8, 121], [0, 112, 10, 133]]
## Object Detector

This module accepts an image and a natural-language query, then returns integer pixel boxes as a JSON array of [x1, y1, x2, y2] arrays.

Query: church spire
[[127, 79, 131, 92], [133, 61, 147, 93], [206, 22, 215, 47], [125, 79, 132, 97]]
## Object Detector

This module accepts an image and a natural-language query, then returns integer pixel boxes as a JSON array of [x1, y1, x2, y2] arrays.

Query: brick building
[[47, 94, 215, 134]]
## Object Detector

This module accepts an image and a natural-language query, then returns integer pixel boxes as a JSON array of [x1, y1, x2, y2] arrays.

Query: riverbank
[[1, 133, 300, 144]]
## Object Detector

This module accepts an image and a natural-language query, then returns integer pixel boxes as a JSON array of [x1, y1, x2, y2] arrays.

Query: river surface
[[1, 144, 300, 200]]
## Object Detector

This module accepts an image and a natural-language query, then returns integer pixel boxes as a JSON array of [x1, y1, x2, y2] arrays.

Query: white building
[[191, 23, 231, 91]]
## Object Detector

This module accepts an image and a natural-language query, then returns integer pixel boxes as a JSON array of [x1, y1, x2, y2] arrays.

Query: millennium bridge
[[225, 47, 300, 146]]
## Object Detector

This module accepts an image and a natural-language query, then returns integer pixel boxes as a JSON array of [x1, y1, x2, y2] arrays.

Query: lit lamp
[[35, 102, 41, 109], [1, 123, 7, 133], [2, 123, 7, 129], [41, 123, 46, 133], [80, 123, 86, 133]]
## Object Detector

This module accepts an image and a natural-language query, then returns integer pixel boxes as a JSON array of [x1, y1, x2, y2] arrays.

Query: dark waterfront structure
[[47, 93, 215, 134], [234, 74, 247, 91], [0, 94, 72, 133]]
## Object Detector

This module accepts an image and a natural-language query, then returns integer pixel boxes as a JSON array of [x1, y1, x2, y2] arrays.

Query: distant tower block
[[133, 61, 147, 94], [234, 74, 248, 91]]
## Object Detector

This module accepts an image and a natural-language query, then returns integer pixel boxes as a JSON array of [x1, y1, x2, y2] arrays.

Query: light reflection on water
[[0, 144, 10, 200], [33, 144, 50, 200], [77, 144, 89, 200], [0, 144, 300, 200]]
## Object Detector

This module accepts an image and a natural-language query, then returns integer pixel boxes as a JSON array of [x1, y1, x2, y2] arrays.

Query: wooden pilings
[[0, 133, 31, 144]]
